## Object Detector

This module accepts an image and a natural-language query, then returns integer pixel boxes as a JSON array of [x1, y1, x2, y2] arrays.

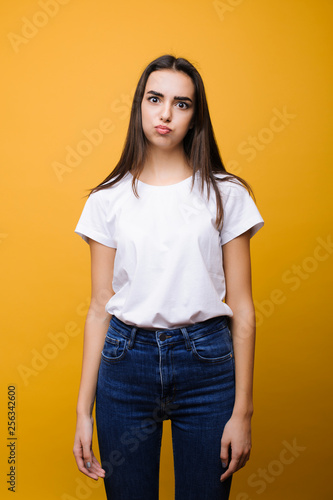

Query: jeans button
[[159, 333, 167, 341]]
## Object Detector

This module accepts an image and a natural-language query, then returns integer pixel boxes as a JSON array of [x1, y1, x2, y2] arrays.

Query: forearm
[[230, 304, 256, 418], [76, 308, 111, 417]]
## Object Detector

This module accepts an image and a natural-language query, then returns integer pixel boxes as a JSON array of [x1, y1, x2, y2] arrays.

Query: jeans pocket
[[191, 325, 233, 364], [101, 326, 128, 364]]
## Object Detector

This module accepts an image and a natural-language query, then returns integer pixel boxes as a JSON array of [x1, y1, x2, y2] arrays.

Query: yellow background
[[1, 0, 332, 498]]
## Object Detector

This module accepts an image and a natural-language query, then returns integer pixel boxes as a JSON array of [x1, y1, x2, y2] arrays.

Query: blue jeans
[[95, 314, 235, 500]]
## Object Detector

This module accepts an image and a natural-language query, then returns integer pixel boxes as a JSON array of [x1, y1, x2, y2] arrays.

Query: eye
[[176, 101, 189, 109], [148, 96, 160, 103]]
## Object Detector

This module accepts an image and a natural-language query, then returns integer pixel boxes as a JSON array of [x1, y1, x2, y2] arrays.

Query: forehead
[[144, 69, 195, 97]]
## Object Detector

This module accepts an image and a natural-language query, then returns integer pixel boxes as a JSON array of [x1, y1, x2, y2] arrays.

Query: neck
[[141, 144, 192, 183]]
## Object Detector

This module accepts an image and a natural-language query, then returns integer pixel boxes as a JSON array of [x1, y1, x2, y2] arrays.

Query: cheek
[[181, 109, 194, 128], [140, 106, 149, 129], [140, 103, 146, 121], [181, 115, 194, 133], [141, 104, 154, 124]]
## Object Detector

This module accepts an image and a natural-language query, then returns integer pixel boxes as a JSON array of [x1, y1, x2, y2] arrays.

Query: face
[[141, 69, 195, 150]]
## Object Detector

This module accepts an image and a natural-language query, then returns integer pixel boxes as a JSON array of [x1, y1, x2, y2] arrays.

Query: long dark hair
[[89, 54, 253, 230]]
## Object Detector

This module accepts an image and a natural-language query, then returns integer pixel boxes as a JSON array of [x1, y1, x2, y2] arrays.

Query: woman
[[73, 54, 264, 500]]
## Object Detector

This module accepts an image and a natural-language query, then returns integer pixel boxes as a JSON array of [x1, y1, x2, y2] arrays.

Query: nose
[[160, 102, 172, 122]]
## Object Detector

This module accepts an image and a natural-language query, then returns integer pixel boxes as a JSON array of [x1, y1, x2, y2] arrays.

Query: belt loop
[[127, 326, 137, 350], [180, 327, 192, 351]]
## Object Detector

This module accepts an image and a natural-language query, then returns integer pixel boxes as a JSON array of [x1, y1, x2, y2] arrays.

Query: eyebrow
[[146, 90, 193, 103]]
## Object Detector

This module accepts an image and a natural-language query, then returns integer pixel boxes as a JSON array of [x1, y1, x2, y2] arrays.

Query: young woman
[[73, 54, 264, 500]]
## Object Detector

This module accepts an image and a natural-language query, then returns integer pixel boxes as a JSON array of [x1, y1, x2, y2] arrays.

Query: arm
[[219, 229, 255, 482], [73, 239, 116, 480]]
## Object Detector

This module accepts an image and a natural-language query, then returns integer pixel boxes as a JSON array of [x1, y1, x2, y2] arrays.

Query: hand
[[73, 414, 106, 481], [220, 413, 252, 482]]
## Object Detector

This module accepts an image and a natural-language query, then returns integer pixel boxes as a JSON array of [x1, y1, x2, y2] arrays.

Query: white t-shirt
[[75, 170, 264, 329]]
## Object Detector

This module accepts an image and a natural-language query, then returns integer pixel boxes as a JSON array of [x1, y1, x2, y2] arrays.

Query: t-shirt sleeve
[[219, 181, 264, 246], [74, 191, 117, 248]]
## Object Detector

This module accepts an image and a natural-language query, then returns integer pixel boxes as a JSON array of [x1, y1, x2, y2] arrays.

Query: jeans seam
[[157, 335, 164, 400], [101, 340, 129, 363], [191, 341, 233, 363], [189, 324, 229, 340]]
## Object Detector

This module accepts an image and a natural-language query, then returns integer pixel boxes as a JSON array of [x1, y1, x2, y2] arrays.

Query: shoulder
[[212, 172, 250, 200], [75, 173, 132, 247], [88, 172, 132, 207], [214, 173, 264, 244]]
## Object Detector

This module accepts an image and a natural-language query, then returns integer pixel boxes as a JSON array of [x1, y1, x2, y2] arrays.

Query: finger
[[220, 441, 230, 468], [236, 458, 246, 470], [75, 454, 100, 479], [91, 455, 106, 476], [82, 443, 93, 471], [74, 445, 101, 480], [82, 451, 106, 479], [238, 451, 251, 469], [220, 456, 241, 482]]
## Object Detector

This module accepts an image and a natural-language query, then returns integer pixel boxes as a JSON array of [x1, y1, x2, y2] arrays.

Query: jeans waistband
[[110, 315, 230, 350]]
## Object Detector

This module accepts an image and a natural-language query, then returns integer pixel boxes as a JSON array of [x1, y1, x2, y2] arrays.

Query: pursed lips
[[155, 125, 172, 134]]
